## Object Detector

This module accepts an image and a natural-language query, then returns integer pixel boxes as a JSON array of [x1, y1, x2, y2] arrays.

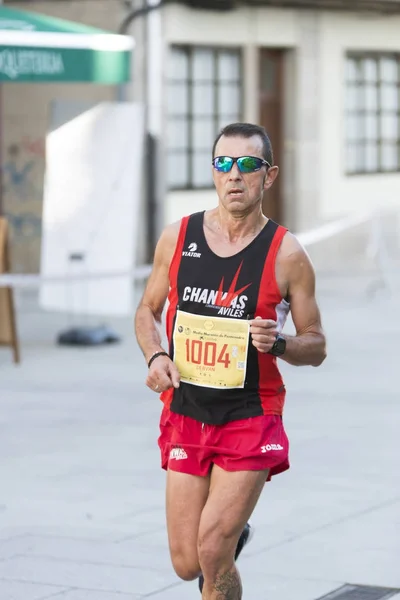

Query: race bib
[[173, 310, 250, 389]]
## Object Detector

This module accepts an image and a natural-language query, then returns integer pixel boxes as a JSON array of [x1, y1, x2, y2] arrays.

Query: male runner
[[135, 122, 326, 599]]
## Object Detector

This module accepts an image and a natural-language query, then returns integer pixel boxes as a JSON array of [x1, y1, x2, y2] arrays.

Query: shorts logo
[[261, 444, 284, 453], [169, 447, 188, 460]]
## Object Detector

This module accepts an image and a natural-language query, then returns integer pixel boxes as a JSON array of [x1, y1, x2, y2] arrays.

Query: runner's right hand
[[146, 355, 181, 393]]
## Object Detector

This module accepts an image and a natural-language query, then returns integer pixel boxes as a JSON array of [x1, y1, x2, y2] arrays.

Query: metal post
[[118, 0, 164, 261]]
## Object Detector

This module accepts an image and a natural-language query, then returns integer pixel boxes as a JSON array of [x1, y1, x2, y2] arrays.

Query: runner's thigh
[[166, 469, 210, 575], [198, 465, 268, 555]]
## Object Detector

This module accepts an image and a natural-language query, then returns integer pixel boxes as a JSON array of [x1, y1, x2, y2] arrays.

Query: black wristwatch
[[268, 334, 286, 357]]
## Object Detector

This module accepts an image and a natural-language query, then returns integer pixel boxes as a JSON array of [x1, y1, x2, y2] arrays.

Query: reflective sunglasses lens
[[237, 157, 263, 173], [214, 157, 234, 172]]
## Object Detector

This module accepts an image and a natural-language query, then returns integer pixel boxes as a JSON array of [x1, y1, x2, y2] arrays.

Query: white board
[[39, 102, 145, 316]]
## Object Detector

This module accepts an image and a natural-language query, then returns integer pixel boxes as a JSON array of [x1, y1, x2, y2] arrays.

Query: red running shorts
[[158, 407, 290, 481]]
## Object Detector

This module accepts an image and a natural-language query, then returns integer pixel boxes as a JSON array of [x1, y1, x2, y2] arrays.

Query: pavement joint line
[[235, 569, 345, 587], [243, 495, 400, 558], [141, 581, 186, 597], [0, 576, 146, 596], [6, 553, 171, 574], [0, 533, 29, 543], [114, 527, 166, 543], [109, 505, 165, 519], [14, 528, 166, 545], [0, 554, 21, 562], [0, 577, 70, 589], [36, 588, 74, 600], [14, 552, 172, 573], [38, 587, 138, 600], [0, 531, 130, 544]]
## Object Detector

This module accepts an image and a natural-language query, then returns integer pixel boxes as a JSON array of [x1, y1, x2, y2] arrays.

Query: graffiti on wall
[[4, 211, 42, 239], [3, 137, 44, 203], [2, 136, 45, 272]]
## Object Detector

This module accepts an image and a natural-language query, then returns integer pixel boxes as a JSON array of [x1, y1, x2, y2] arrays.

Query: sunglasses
[[212, 155, 271, 174]]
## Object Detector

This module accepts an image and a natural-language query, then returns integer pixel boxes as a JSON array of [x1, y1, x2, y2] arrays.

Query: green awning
[[0, 6, 133, 83]]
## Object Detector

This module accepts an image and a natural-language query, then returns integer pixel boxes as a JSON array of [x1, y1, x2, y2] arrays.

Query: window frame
[[345, 51, 400, 176], [166, 44, 244, 191]]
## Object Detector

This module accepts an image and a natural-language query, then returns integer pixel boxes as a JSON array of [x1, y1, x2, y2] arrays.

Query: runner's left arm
[[278, 234, 327, 367]]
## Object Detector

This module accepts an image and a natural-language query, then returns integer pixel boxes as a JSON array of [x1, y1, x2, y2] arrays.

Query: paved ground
[[0, 271, 399, 600]]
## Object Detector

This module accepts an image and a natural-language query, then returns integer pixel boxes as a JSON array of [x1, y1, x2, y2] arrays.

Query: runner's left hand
[[249, 316, 278, 353]]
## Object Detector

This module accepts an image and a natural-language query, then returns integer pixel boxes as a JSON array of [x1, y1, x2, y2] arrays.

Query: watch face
[[269, 335, 286, 356], [278, 338, 286, 351], [274, 337, 286, 355]]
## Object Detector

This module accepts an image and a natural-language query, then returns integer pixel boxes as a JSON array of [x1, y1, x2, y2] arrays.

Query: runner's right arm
[[135, 222, 181, 391]]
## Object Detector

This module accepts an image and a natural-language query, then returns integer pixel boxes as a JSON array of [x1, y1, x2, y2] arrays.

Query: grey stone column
[[293, 10, 322, 233]]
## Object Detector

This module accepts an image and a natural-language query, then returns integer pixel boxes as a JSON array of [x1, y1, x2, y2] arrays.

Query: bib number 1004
[[185, 339, 231, 369]]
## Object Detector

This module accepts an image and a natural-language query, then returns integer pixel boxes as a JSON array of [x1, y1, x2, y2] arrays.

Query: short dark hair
[[212, 122, 274, 165]]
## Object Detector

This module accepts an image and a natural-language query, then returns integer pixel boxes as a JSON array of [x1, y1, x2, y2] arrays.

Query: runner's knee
[[197, 522, 237, 575], [170, 549, 201, 581]]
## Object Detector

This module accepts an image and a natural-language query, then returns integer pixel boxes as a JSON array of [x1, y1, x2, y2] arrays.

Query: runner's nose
[[229, 163, 242, 181]]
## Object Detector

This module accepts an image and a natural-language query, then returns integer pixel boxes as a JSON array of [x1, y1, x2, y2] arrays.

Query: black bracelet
[[148, 351, 169, 369]]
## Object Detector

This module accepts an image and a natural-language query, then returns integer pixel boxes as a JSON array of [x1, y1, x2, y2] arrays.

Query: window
[[167, 46, 242, 189], [346, 54, 400, 174]]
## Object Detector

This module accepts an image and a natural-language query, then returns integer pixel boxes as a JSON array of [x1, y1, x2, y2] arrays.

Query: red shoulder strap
[[258, 224, 288, 303], [269, 225, 288, 266]]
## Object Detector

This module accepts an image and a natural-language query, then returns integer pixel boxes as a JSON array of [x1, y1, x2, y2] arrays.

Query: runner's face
[[212, 135, 277, 214]]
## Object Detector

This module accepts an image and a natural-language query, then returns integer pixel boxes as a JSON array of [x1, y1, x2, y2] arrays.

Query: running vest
[[161, 211, 290, 425]]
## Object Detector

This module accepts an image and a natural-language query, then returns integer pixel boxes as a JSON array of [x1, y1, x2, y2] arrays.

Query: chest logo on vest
[[182, 261, 251, 318], [182, 242, 201, 259]]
